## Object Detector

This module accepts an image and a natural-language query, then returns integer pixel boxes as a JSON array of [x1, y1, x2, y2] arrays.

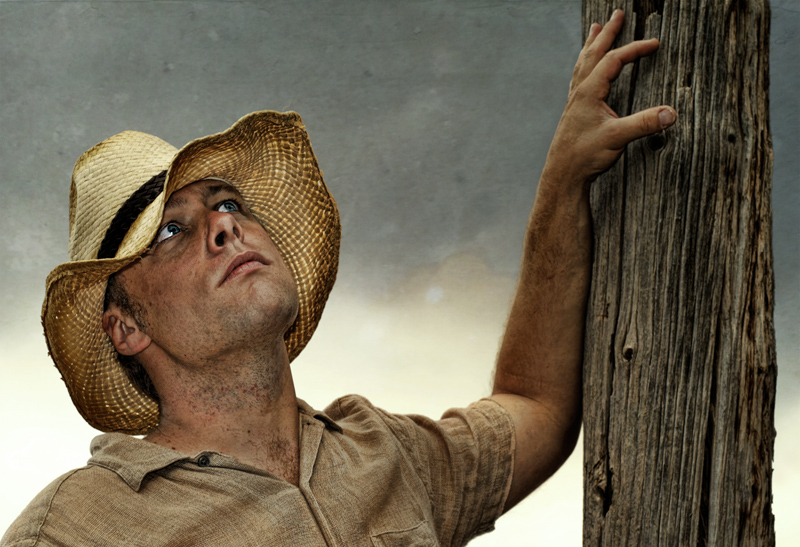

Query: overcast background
[[1, 1, 797, 544]]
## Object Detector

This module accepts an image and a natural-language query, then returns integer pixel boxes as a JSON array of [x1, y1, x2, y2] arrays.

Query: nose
[[207, 210, 242, 252]]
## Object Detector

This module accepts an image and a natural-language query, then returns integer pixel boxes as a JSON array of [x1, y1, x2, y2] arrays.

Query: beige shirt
[[3, 396, 514, 546]]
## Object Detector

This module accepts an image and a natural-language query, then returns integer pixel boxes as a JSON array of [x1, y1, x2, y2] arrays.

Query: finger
[[586, 38, 661, 96], [572, 21, 608, 90], [607, 37, 661, 68], [584, 22, 602, 50], [576, 11, 625, 83], [571, 25, 600, 92], [590, 10, 625, 57], [606, 106, 677, 149]]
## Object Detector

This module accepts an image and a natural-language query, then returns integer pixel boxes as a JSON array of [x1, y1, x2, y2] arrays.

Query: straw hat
[[42, 111, 340, 435]]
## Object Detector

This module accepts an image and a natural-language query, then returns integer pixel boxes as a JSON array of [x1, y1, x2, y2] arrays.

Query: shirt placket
[[297, 415, 345, 547]]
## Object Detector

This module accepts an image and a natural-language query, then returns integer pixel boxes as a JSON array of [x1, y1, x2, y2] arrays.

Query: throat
[[146, 424, 301, 485], [250, 436, 300, 485], [143, 346, 301, 483]]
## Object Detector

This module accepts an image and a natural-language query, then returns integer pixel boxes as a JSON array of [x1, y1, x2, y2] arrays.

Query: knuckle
[[570, 84, 588, 102], [639, 115, 653, 135], [605, 55, 624, 75], [583, 47, 601, 66]]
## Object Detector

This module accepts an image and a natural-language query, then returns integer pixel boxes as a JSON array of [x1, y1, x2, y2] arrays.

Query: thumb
[[609, 106, 677, 149]]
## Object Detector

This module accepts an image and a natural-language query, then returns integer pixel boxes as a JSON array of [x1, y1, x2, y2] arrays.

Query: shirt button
[[197, 455, 211, 467]]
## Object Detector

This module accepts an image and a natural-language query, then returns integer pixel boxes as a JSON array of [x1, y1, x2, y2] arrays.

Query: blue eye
[[217, 200, 239, 213], [155, 222, 182, 243]]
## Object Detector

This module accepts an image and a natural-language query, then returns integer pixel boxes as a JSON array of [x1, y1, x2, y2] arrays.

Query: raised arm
[[490, 10, 677, 510]]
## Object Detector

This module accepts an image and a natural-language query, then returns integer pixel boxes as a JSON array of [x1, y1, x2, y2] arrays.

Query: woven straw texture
[[43, 111, 340, 434]]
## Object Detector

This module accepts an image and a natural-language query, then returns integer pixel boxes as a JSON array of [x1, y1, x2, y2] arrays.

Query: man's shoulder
[[315, 395, 515, 544], [1, 464, 121, 547], [321, 394, 414, 435], [322, 393, 379, 419], [323, 393, 512, 428], [320, 393, 514, 451], [2, 434, 183, 547]]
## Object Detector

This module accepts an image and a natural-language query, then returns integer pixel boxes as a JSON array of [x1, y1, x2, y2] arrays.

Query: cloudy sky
[[1, 1, 797, 544]]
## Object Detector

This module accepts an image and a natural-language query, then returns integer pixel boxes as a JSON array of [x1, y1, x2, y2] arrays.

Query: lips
[[220, 251, 269, 286]]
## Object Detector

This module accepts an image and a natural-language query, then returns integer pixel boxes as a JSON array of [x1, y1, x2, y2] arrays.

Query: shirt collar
[[88, 399, 342, 491], [88, 433, 187, 491], [297, 398, 343, 433]]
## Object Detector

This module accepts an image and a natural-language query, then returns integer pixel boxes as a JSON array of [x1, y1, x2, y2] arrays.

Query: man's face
[[115, 179, 298, 365]]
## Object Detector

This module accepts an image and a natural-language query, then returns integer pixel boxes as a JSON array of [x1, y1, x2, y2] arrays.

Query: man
[[3, 11, 676, 546]]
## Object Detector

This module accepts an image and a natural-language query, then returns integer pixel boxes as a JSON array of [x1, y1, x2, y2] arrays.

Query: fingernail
[[659, 108, 676, 128]]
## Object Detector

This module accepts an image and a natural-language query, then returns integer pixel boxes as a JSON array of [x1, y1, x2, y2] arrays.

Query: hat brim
[[43, 111, 340, 434]]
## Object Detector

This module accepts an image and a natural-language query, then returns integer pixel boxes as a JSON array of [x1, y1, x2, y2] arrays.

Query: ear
[[102, 305, 152, 356]]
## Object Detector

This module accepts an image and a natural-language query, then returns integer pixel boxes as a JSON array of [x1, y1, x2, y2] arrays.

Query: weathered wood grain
[[580, 1, 776, 545]]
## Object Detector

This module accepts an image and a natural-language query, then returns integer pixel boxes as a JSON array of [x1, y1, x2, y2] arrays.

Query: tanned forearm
[[491, 167, 591, 508], [499, 161, 592, 396], [495, 166, 592, 419]]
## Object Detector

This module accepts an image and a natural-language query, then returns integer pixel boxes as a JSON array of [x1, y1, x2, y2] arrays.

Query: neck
[[143, 343, 300, 485]]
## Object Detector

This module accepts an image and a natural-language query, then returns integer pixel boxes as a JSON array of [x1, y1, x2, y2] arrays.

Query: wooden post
[[580, 1, 776, 545]]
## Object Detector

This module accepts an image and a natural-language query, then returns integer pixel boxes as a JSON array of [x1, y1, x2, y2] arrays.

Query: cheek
[[138, 261, 204, 316]]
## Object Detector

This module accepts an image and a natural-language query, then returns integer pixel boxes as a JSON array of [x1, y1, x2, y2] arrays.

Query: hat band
[[97, 170, 167, 259]]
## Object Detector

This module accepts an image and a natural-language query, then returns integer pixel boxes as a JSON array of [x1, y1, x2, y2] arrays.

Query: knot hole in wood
[[647, 133, 667, 151]]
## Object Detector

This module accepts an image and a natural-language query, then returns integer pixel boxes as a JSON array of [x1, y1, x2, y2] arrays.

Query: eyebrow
[[163, 182, 241, 213], [163, 194, 188, 213], [203, 183, 235, 199]]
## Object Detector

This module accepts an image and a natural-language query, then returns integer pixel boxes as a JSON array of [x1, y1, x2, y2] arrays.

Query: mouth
[[220, 251, 269, 286]]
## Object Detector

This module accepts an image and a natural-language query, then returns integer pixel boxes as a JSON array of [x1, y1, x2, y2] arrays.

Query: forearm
[[490, 167, 590, 511], [493, 166, 591, 432]]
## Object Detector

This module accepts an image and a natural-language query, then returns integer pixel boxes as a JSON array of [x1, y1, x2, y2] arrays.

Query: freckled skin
[[118, 180, 299, 372]]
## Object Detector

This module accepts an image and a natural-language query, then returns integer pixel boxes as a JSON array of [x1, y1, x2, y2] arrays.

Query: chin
[[234, 290, 298, 339]]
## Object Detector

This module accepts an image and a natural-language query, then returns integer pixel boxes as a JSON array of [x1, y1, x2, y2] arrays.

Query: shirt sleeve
[[353, 398, 516, 546]]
